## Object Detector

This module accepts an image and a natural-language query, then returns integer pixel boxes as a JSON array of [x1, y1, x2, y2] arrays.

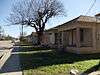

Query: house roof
[[77, 15, 100, 22], [60, 15, 100, 25], [95, 13, 100, 17], [46, 14, 100, 31], [45, 15, 100, 32], [45, 27, 58, 32], [25, 32, 37, 38], [31, 32, 37, 36]]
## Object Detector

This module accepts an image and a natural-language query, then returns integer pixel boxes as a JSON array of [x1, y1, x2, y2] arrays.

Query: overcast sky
[[0, 0, 100, 38]]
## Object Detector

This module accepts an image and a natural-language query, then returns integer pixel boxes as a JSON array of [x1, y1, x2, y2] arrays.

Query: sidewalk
[[0, 71, 22, 75], [0, 47, 22, 75]]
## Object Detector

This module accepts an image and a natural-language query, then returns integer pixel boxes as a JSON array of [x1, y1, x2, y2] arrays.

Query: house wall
[[61, 22, 98, 54], [80, 28, 92, 47], [58, 22, 79, 32], [41, 33, 48, 44], [42, 33, 51, 45], [32, 36, 38, 44], [49, 33, 55, 44], [43, 30, 58, 46], [45, 21, 100, 54], [62, 31, 68, 47], [66, 47, 95, 54], [64, 29, 77, 47], [96, 23, 100, 51], [59, 21, 79, 47]]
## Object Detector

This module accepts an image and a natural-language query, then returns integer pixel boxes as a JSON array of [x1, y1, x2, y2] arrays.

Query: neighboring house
[[41, 29, 57, 48], [43, 15, 100, 54], [26, 32, 38, 45]]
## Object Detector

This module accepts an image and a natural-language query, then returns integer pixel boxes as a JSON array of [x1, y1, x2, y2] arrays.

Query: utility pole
[[85, 0, 96, 15], [0, 26, 2, 40], [20, 24, 24, 42], [0, 26, 4, 40], [21, 24, 24, 37]]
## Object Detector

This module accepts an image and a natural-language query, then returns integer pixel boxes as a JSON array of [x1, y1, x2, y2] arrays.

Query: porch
[[60, 27, 96, 54]]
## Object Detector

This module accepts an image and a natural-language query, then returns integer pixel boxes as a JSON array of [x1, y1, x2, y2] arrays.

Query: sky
[[0, 0, 100, 38]]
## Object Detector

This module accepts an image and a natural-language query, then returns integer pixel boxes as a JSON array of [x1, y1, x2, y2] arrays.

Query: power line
[[85, 0, 96, 15]]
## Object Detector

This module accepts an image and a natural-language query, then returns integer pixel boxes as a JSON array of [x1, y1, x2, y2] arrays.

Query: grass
[[19, 46, 100, 75]]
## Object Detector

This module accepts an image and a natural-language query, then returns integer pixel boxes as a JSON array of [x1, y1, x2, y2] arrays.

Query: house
[[26, 32, 38, 45], [42, 29, 58, 48], [43, 15, 100, 54]]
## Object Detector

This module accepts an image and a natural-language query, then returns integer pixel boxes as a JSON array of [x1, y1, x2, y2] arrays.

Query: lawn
[[19, 46, 100, 75]]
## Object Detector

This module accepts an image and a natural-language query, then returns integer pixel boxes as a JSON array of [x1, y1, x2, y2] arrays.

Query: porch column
[[62, 31, 67, 47], [76, 28, 80, 48], [62, 31, 64, 46], [92, 26, 96, 50]]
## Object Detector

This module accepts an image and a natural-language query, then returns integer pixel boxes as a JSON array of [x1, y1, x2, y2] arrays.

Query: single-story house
[[25, 32, 38, 45], [43, 15, 100, 54]]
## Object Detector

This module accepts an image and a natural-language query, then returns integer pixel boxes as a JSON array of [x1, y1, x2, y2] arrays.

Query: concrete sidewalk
[[0, 71, 22, 75], [0, 41, 14, 69], [0, 47, 22, 75]]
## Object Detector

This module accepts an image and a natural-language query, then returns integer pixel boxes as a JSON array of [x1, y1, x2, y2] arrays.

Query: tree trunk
[[36, 31, 43, 45]]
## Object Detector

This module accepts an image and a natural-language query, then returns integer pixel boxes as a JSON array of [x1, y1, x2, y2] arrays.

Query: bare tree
[[8, 0, 65, 44]]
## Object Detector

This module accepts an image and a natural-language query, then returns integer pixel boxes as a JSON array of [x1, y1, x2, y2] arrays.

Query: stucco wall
[[66, 47, 97, 54], [43, 31, 57, 45], [96, 23, 100, 50], [64, 22, 98, 54], [49, 33, 55, 44], [80, 28, 92, 47], [45, 21, 100, 54]]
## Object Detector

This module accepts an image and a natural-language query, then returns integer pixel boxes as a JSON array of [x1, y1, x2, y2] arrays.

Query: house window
[[80, 28, 93, 47], [80, 29, 84, 42], [68, 29, 76, 47]]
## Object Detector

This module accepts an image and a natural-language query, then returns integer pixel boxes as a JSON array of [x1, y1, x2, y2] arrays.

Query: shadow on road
[[0, 47, 22, 73]]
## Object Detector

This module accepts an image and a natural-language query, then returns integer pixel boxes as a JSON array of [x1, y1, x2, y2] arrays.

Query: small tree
[[8, 0, 65, 44]]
